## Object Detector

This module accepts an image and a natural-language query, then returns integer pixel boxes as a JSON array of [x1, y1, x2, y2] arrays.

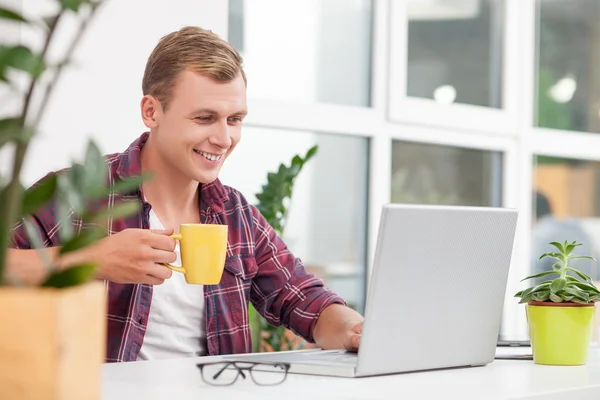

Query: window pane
[[532, 156, 600, 341], [537, 0, 600, 133], [228, 0, 373, 107], [391, 141, 503, 207], [532, 156, 600, 281], [406, 0, 504, 108], [220, 128, 369, 312]]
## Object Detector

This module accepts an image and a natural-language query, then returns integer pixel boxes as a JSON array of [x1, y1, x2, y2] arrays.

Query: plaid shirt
[[10, 132, 345, 362]]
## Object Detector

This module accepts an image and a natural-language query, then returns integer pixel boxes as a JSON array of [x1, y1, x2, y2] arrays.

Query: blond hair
[[142, 26, 246, 109]]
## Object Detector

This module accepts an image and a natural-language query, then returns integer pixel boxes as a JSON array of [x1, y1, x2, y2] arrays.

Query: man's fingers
[[351, 334, 360, 350], [143, 275, 166, 285], [147, 231, 177, 251], [352, 321, 363, 334], [150, 228, 174, 235], [147, 263, 173, 280], [149, 248, 177, 264]]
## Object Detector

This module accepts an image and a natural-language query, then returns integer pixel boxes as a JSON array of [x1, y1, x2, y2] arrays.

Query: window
[[388, 0, 517, 133], [220, 127, 370, 312], [536, 0, 600, 134], [227, 0, 373, 107], [407, 0, 504, 108], [532, 156, 600, 282], [391, 141, 503, 207], [532, 155, 600, 342]]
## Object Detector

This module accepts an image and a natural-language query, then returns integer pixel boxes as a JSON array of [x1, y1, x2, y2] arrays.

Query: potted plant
[[515, 240, 600, 365], [0, 1, 142, 399], [250, 145, 318, 352]]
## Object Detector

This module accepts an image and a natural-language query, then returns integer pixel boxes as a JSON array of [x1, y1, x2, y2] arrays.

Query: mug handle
[[162, 233, 185, 273]]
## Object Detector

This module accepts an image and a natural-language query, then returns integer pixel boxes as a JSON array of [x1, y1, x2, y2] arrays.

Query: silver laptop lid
[[357, 204, 518, 377]]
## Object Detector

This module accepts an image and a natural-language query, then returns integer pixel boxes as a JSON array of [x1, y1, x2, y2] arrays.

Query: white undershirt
[[136, 209, 206, 360]]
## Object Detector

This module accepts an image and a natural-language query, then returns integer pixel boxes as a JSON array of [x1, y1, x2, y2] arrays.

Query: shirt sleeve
[[249, 205, 347, 343]]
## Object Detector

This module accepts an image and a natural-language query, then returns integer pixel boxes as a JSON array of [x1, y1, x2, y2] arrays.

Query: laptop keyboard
[[312, 352, 358, 365], [223, 349, 358, 366]]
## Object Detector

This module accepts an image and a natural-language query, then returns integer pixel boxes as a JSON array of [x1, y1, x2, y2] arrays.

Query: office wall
[[1, 0, 228, 186]]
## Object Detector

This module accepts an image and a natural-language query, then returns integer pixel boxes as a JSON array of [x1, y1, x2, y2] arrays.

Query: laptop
[[224, 204, 519, 377]]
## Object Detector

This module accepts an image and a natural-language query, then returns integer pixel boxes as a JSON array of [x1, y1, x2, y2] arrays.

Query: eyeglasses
[[196, 361, 291, 386]]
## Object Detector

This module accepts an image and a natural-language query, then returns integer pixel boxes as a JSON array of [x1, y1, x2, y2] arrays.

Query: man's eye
[[228, 117, 242, 124], [196, 116, 212, 122]]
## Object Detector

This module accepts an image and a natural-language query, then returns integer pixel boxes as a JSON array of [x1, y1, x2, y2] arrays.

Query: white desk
[[102, 348, 600, 400]]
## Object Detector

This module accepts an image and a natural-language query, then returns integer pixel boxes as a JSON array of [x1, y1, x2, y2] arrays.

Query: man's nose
[[210, 119, 232, 149]]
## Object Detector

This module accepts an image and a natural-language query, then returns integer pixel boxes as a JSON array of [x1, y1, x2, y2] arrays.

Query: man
[[5, 26, 363, 362]]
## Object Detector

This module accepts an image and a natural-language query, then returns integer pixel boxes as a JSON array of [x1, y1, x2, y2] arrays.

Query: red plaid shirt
[[10, 132, 345, 362]]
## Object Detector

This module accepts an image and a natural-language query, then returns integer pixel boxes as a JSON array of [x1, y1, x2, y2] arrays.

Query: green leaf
[[291, 155, 302, 167], [59, 226, 105, 255], [57, 173, 84, 213], [520, 270, 560, 282], [110, 173, 150, 196], [21, 174, 57, 216], [41, 263, 96, 288], [566, 267, 594, 284], [305, 145, 318, 160], [539, 251, 562, 261], [59, 0, 89, 11], [531, 291, 550, 302], [0, 45, 45, 78], [563, 285, 590, 302], [549, 293, 563, 302], [85, 201, 140, 224], [557, 293, 574, 302], [83, 140, 107, 198], [571, 297, 591, 305], [564, 241, 581, 256], [550, 277, 566, 293], [569, 255, 596, 261], [0, 7, 27, 22], [56, 194, 74, 243], [567, 281, 600, 294], [22, 218, 53, 272], [0, 117, 20, 147], [551, 261, 563, 271], [549, 241, 565, 254], [515, 281, 551, 299]]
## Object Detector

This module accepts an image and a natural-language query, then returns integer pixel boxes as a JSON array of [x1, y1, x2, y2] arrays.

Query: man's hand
[[79, 228, 177, 285], [313, 304, 364, 352], [345, 321, 363, 352]]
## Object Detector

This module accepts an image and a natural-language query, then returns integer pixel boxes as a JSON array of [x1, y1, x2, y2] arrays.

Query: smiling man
[[6, 26, 363, 362]]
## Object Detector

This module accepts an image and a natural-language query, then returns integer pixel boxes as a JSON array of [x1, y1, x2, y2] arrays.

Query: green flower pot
[[526, 301, 595, 365]]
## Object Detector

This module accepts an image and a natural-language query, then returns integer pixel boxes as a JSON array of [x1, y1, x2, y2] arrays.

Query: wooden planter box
[[0, 281, 106, 400]]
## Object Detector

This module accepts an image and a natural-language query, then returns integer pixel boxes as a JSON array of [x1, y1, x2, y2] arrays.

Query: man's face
[[147, 70, 247, 184]]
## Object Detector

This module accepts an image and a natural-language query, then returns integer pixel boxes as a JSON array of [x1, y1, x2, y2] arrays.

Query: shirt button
[[138, 317, 145, 325]]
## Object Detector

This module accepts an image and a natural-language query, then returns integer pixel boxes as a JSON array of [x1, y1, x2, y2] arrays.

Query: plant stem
[[560, 257, 568, 279], [0, 12, 64, 285], [0, 3, 100, 285], [34, 5, 99, 127]]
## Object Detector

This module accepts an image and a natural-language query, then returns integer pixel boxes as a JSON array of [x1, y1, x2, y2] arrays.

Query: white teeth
[[195, 150, 221, 162]]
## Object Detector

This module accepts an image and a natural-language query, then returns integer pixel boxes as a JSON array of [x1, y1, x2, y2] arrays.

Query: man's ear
[[140, 95, 162, 129]]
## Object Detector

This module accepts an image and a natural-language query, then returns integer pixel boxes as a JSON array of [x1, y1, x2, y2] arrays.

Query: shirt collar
[[115, 132, 229, 213]]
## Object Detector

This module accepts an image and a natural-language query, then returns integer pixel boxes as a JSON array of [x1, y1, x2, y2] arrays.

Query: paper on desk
[[495, 346, 533, 360]]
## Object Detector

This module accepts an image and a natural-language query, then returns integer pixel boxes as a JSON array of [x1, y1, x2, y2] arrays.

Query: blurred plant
[[250, 145, 318, 352], [0, 0, 144, 287]]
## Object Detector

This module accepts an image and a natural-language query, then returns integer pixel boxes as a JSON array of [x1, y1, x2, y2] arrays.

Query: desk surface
[[102, 347, 600, 400]]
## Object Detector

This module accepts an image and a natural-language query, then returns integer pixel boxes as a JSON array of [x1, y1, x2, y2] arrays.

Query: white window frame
[[387, 0, 521, 136], [228, 0, 600, 341]]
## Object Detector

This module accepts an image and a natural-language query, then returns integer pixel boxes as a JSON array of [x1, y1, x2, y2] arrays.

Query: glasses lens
[[200, 363, 239, 386], [250, 363, 288, 386]]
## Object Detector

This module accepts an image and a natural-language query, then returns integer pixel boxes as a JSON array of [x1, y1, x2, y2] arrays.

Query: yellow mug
[[163, 223, 228, 285]]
